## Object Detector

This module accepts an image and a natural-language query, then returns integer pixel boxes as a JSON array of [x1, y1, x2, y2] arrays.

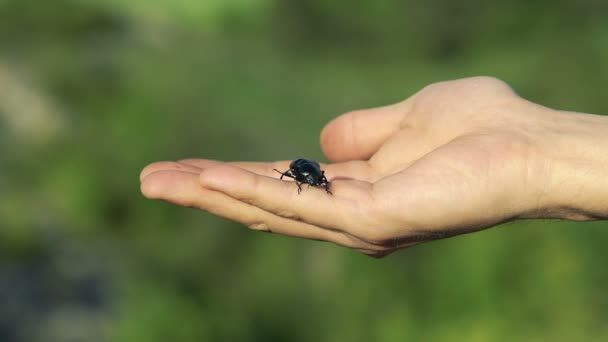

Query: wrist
[[533, 109, 608, 220]]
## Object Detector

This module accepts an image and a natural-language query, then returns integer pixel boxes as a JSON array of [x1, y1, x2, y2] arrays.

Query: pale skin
[[140, 76, 608, 257]]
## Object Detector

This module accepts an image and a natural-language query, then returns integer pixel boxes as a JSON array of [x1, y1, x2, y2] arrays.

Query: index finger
[[199, 164, 379, 236], [142, 159, 376, 182]]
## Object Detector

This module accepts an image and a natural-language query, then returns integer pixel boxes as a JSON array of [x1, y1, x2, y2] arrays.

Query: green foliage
[[1, 0, 607, 341]]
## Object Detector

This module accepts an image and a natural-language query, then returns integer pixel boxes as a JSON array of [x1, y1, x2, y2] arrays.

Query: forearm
[[536, 109, 608, 220]]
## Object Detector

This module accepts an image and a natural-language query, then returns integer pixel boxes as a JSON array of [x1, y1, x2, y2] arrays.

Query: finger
[[157, 159, 376, 182], [140, 161, 203, 181], [320, 101, 409, 162], [199, 164, 378, 237], [367, 127, 438, 176], [140, 160, 286, 182], [179, 159, 291, 178], [140, 170, 386, 251]]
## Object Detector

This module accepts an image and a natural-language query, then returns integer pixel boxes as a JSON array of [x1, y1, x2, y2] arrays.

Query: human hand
[[140, 77, 608, 257]]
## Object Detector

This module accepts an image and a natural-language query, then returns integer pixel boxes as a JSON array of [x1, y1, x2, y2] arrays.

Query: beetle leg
[[324, 182, 332, 195], [273, 169, 296, 180], [320, 173, 332, 195], [296, 181, 303, 194]]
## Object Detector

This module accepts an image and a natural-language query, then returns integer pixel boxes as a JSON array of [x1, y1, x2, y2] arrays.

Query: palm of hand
[[141, 77, 547, 257]]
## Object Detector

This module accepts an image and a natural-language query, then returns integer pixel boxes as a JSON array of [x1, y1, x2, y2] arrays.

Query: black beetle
[[273, 158, 331, 194]]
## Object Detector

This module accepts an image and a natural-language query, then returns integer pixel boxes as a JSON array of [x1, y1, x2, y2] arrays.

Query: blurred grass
[[1, 0, 608, 341]]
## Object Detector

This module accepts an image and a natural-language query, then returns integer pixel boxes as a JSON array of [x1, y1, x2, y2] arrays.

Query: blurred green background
[[1, 0, 608, 341]]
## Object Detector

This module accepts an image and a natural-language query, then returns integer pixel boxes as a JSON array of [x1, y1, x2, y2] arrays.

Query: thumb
[[320, 102, 407, 162]]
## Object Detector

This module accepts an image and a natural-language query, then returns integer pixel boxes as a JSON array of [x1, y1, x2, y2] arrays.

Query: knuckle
[[348, 205, 394, 244], [471, 75, 509, 88], [358, 248, 393, 259], [241, 197, 256, 205], [276, 210, 301, 221], [466, 76, 515, 95], [359, 228, 393, 246], [248, 222, 272, 233], [337, 232, 385, 251], [419, 76, 512, 97]]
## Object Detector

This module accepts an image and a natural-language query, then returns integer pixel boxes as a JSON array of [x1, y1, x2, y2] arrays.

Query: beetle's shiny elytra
[[273, 158, 331, 194]]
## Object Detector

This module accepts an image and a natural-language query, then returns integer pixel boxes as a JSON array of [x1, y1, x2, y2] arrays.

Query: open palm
[[141, 77, 555, 257]]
